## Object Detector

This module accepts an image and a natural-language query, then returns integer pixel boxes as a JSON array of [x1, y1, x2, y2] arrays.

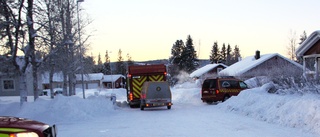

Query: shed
[[102, 74, 126, 89], [296, 30, 320, 79]]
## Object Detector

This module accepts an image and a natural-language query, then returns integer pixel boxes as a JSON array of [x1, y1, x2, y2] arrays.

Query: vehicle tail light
[[127, 74, 132, 78], [215, 90, 219, 94], [129, 93, 133, 101], [9, 132, 38, 137], [202, 90, 209, 94], [141, 94, 146, 99]]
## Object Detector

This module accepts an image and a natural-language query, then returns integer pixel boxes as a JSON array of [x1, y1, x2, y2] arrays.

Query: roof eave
[[296, 31, 320, 57]]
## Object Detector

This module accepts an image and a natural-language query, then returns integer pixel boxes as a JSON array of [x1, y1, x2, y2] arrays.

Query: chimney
[[255, 50, 260, 60]]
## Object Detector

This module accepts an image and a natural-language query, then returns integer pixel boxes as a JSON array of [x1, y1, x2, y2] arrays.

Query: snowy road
[[1, 85, 319, 136], [57, 103, 315, 137]]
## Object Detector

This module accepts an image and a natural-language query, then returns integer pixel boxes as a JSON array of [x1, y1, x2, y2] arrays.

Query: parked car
[[0, 116, 57, 137], [140, 81, 172, 110], [54, 90, 63, 96], [201, 76, 248, 104]]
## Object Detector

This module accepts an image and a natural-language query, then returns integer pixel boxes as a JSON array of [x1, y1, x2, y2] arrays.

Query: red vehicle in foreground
[[0, 116, 57, 137]]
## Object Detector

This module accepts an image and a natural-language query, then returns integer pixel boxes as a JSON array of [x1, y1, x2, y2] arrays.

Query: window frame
[[2, 79, 16, 91]]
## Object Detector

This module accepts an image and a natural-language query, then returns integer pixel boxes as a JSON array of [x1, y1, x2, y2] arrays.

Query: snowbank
[[1, 81, 320, 135], [171, 82, 201, 105], [0, 89, 118, 125], [218, 86, 320, 135]]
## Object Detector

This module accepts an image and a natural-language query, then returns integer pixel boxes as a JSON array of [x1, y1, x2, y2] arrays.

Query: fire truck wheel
[[140, 105, 144, 110], [167, 106, 171, 109]]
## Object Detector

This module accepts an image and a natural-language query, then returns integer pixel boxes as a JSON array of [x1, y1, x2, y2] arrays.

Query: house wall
[[201, 65, 226, 79], [76, 80, 101, 89], [102, 77, 125, 89], [305, 40, 320, 55], [42, 82, 64, 89], [241, 56, 303, 79], [0, 75, 20, 96], [0, 72, 34, 96]]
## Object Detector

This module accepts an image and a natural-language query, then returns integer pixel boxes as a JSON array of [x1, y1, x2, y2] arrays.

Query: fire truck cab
[[126, 64, 167, 108]]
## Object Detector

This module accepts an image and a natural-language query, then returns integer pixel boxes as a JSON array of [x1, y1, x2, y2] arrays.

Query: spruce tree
[[169, 40, 184, 65], [209, 42, 220, 63], [226, 44, 232, 65], [116, 49, 126, 75], [104, 50, 111, 75], [232, 45, 241, 64], [180, 35, 199, 73], [93, 53, 104, 73], [220, 43, 226, 63], [97, 53, 103, 65], [127, 53, 134, 67], [299, 31, 307, 45]]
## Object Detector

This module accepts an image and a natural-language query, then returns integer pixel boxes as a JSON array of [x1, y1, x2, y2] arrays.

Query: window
[[107, 83, 111, 88], [202, 79, 216, 89], [217, 68, 223, 73], [220, 80, 239, 88], [239, 81, 248, 89], [2, 79, 15, 91]]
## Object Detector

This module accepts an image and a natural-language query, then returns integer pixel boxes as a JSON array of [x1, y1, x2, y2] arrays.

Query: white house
[[219, 52, 303, 79]]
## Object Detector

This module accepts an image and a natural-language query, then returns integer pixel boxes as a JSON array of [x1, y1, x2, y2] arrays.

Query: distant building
[[102, 75, 126, 89], [42, 72, 104, 90], [219, 52, 303, 79], [189, 63, 228, 79], [0, 57, 35, 96], [75, 73, 104, 89], [296, 30, 320, 80], [41, 72, 64, 90]]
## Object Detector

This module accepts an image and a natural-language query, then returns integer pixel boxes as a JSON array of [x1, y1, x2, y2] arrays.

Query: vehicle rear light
[[141, 94, 146, 99], [127, 74, 132, 78], [129, 93, 133, 101], [146, 104, 150, 107], [215, 90, 219, 94], [9, 132, 38, 137]]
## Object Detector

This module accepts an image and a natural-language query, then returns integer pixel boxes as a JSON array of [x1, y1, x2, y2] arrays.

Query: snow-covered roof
[[296, 30, 320, 57], [42, 72, 104, 84], [189, 63, 227, 78], [103, 75, 125, 82], [42, 72, 64, 83], [219, 53, 303, 76], [76, 73, 104, 81]]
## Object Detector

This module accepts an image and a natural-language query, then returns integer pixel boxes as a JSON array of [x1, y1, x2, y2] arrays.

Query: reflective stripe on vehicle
[[0, 128, 26, 133]]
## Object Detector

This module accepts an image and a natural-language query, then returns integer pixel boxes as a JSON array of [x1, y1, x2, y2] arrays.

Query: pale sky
[[80, 0, 320, 62]]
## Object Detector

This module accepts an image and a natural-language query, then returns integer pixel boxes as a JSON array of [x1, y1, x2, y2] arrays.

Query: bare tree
[[287, 30, 297, 61], [1, 0, 31, 104]]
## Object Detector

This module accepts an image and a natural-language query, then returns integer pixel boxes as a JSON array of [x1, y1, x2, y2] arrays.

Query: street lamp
[[77, 0, 85, 99], [109, 51, 114, 89]]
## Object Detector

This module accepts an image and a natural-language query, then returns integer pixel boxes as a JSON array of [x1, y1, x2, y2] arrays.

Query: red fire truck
[[126, 64, 167, 108]]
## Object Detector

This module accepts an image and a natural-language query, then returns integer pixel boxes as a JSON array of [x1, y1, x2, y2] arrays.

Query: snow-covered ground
[[0, 80, 320, 137]]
